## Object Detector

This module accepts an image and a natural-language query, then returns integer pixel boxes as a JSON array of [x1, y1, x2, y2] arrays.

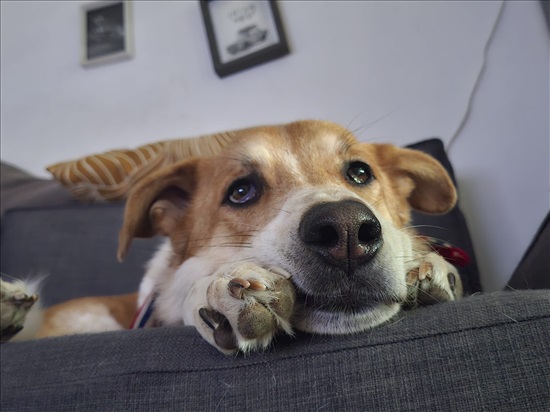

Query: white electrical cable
[[446, 0, 506, 153]]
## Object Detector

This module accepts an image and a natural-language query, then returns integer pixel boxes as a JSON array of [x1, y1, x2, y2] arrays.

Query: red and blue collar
[[129, 292, 158, 329]]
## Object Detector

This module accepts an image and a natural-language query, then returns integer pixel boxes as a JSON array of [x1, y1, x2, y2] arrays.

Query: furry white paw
[[196, 263, 295, 355], [406, 252, 463, 306], [0, 277, 39, 342]]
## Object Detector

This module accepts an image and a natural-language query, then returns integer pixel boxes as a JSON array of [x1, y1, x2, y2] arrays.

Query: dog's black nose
[[299, 200, 382, 273]]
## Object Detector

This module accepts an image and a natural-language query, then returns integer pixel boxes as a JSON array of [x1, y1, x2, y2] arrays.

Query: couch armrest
[[1, 290, 548, 411]]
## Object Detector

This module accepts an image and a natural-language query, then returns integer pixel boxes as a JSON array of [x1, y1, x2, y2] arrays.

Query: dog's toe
[[237, 302, 276, 339], [406, 252, 462, 307], [201, 263, 296, 354], [268, 277, 295, 320], [416, 284, 453, 305]]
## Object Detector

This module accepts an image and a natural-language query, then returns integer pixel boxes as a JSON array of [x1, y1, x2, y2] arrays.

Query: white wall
[[1, 1, 548, 291]]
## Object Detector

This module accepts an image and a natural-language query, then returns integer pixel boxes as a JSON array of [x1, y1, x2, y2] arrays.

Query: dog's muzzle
[[299, 199, 383, 274]]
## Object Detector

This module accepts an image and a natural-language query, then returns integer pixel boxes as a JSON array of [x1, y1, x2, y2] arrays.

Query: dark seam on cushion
[[2, 203, 123, 216], [2, 313, 548, 389]]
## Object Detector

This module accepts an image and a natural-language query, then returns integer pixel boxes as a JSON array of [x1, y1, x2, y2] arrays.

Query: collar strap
[[420, 235, 470, 267], [129, 292, 158, 329]]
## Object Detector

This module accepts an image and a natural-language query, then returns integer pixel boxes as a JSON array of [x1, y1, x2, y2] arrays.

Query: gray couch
[[1, 139, 549, 411]]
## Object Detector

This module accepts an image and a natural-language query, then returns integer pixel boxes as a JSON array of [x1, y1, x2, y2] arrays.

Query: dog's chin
[[291, 286, 404, 334]]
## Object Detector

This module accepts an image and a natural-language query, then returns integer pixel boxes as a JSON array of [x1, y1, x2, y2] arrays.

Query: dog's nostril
[[318, 225, 339, 246], [358, 220, 381, 244], [309, 225, 339, 247]]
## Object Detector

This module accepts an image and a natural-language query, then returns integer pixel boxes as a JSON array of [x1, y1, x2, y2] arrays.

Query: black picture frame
[[200, 0, 289, 78], [80, 1, 134, 67]]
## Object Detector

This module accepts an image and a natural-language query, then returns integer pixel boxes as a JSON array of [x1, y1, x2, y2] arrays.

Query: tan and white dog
[[1, 120, 462, 354]]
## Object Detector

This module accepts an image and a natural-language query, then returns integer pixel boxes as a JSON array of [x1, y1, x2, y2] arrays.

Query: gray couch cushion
[[0, 162, 77, 218], [1, 204, 161, 306], [2, 290, 549, 411]]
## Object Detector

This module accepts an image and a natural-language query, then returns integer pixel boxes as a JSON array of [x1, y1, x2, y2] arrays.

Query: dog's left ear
[[372, 144, 457, 214], [117, 159, 199, 261]]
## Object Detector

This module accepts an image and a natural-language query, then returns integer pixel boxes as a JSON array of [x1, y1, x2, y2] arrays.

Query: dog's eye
[[346, 162, 373, 185], [226, 178, 258, 205]]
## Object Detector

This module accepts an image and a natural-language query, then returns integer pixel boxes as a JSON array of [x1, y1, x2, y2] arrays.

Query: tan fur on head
[[118, 120, 458, 262]]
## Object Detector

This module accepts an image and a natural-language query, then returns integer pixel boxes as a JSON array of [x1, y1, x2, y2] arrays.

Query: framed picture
[[80, 1, 134, 67], [200, 0, 289, 78]]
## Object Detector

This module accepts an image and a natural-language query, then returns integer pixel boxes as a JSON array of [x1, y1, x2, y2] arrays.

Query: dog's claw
[[228, 279, 250, 299], [13, 294, 38, 309], [418, 261, 433, 280], [406, 252, 462, 307], [199, 307, 219, 330], [228, 278, 266, 299], [198, 307, 237, 350], [447, 272, 456, 291], [247, 280, 266, 291]]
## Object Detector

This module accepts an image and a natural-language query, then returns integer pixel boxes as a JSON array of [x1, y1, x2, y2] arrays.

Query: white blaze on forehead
[[240, 138, 275, 165], [239, 137, 304, 179], [239, 129, 346, 178], [316, 129, 350, 155]]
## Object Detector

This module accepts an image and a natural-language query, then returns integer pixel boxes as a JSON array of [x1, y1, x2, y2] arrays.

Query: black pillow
[[405, 138, 481, 294], [506, 211, 549, 290]]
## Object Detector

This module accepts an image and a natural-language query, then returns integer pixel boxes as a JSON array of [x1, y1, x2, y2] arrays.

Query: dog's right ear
[[117, 160, 198, 261]]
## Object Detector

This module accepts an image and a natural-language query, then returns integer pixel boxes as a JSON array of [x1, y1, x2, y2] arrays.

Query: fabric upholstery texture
[[46, 132, 236, 202], [2, 291, 549, 411], [1, 204, 160, 306]]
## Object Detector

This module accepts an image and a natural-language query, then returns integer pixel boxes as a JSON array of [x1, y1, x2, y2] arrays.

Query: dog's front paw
[[406, 252, 462, 307], [196, 263, 295, 355], [0, 278, 38, 342]]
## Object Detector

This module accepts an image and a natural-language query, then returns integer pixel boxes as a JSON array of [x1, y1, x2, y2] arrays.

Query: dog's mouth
[[292, 283, 403, 314]]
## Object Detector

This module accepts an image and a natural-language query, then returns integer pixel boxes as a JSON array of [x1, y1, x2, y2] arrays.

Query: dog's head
[[118, 120, 456, 333]]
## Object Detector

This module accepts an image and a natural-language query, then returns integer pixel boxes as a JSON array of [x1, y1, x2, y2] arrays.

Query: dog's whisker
[[404, 224, 448, 232], [346, 106, 403, 142], [187, 233, 257, 243], [223, 222, 262, 230], [206, 243, 253, 247], [270, 207, 292, 215], [392, 254, 425, 261], [343, 110, 372, 135], [222, 256, 256, 265]]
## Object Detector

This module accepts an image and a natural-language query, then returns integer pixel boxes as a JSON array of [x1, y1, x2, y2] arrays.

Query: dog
[[0, 120, 462, 354]]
